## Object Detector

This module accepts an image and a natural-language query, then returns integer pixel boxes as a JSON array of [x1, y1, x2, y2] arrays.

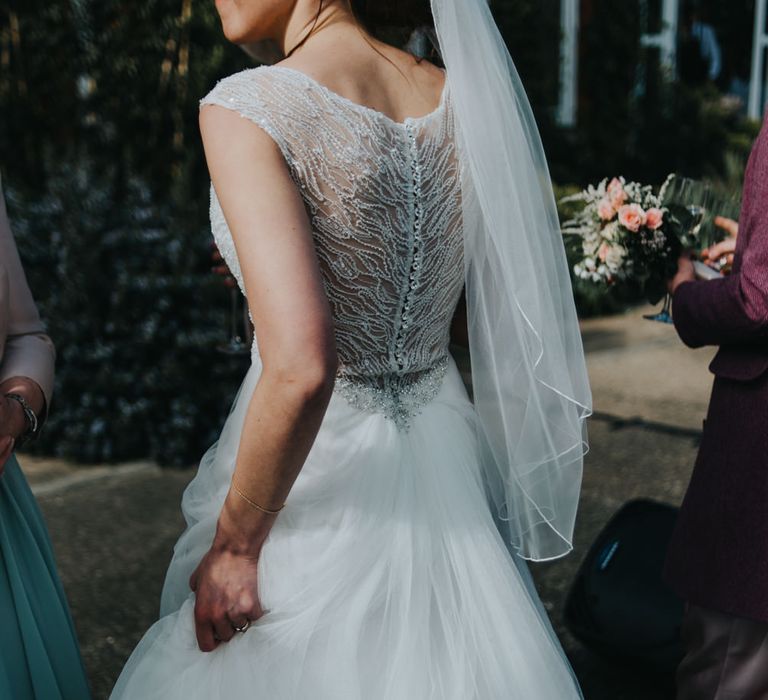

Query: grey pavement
[[23, 304, 714, 699]]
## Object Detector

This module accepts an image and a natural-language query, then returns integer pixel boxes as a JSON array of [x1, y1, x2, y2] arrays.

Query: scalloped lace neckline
[[270, 65, 448, 129]]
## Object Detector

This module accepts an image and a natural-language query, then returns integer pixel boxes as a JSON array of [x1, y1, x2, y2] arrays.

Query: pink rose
[[618, 204, 647, 233], [597, 198, 615, 221], [598, 242, 611, 262], [607, 178, 627, 208], [646, 208, 664, 230]]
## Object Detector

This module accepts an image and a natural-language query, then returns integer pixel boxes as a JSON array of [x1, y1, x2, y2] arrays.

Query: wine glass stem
[[243, 304, 253, 346], [230, 288, 239, 341]]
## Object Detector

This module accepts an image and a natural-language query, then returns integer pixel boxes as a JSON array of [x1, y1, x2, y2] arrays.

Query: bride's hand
[[189, 495, 275, 652]]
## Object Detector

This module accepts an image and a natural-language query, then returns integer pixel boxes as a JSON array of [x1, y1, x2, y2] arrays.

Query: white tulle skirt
[[111, 356, 582, 699]]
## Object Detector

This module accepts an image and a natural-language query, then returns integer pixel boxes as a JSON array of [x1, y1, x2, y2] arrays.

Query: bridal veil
[[432, 0, 592, 561]]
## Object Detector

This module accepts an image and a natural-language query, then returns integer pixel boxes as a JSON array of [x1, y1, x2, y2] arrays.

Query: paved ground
[[22, 304, 716, 699]]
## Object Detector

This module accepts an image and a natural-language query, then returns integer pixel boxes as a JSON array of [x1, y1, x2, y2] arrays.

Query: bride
[[112, 0, 591, 697]]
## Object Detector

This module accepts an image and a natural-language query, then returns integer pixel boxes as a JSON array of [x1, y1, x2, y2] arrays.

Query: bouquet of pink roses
[[561, 175, 684, 303]]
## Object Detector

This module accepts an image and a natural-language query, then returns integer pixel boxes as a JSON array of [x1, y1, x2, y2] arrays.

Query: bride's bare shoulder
[[276, 40, 445, 119], [279, 40, 442, 84]]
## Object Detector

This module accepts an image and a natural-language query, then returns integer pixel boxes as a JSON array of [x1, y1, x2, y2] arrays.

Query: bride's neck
[[278, 1, 360, 58]]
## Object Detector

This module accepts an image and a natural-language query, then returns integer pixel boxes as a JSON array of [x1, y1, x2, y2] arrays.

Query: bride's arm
[[191, 104, 337, 653]]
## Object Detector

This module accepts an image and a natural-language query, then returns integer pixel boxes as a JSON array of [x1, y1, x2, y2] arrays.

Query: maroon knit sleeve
[[672, 121, 768, 348]]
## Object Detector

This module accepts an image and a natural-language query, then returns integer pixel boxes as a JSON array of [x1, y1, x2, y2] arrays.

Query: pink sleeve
[[0, 181, 56, 407]]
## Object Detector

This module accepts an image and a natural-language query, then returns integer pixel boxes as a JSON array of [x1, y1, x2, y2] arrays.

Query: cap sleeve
[[199, 68, 290, 161], [0, 180, 56, 407]]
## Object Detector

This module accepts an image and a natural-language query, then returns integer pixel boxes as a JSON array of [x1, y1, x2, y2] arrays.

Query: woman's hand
[[668, 254, 696, 295], [0, 394, 27, 475], [189, 493, 275, 652], [0, 378, 46, 474], [189, 545, 263, 652], [701, 216, 739, 273]]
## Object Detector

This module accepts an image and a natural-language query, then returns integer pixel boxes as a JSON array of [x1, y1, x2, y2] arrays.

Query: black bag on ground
[[564, 499, 685, 673]]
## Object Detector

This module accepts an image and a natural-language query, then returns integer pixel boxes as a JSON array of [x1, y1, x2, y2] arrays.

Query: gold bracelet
[[232, 483, 285, 515]]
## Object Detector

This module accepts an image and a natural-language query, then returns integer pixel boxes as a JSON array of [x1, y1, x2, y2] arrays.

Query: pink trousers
[[677, 604, 768, 700]]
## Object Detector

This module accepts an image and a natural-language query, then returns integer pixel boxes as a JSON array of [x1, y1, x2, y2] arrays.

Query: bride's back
[[204, 43, 464, 430], [280, 34, 447, 125]]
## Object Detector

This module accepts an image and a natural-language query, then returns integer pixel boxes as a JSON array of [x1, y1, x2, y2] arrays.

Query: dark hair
[[349, 0, 434, 36], [287, 0, 436, 61], [349, 0, 440, 66]]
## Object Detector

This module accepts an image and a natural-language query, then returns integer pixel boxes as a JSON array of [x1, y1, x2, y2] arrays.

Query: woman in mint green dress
[[0, 179, 91, 699]]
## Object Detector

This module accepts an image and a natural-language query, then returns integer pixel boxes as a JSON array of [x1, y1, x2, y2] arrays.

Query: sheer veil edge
[[431, 0, 592, 561]]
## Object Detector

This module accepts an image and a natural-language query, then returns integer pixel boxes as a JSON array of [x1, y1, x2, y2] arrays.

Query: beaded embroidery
[[202, 67, 464, 430], [336, 359, 449, 431]]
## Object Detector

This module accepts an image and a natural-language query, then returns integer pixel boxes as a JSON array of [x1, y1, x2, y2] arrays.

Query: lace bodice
[[202, 66, 464, 429]]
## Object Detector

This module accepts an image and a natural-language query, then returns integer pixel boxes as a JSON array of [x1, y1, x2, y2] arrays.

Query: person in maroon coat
[[666, 113, 768, 699]]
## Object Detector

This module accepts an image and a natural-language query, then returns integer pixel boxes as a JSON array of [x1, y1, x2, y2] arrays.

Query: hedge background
[[0, 0, 763, 464]]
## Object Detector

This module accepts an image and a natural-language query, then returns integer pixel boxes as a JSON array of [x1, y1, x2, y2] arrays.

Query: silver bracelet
[[5, 393, 40, 447]]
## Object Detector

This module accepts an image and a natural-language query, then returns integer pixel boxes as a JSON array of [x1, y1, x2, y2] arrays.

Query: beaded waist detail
[[334, 357, 450, 431]]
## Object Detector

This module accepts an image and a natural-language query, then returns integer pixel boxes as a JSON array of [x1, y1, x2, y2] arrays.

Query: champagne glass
[[663, 177, 714, 246], [643, 294, 674, 324], [217, 287, 251, 356]]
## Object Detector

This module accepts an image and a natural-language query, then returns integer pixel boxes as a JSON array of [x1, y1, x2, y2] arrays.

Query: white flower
[[601, 221, 620, 243], [604, 244, 626, 272]]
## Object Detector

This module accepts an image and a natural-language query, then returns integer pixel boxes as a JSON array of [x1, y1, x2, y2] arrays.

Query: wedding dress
[[110, 64, 585, 699]]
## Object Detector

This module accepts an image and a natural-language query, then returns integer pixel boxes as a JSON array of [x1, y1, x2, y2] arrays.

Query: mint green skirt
[[0, 454, 91, 699]]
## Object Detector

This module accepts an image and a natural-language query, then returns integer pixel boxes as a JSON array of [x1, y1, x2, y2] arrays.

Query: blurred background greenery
[[0, 0, 763, 464]]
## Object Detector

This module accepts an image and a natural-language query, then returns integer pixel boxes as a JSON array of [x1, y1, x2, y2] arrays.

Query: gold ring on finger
[[233, 620, 251, 634]]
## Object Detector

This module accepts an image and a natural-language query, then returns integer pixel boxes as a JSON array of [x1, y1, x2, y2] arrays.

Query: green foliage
[[625, 84, 753, 186], [492, 0, 561, 119], [79, 0, 251, 199], [0, 1, 80, 190], [543, 0, 759, 190], [577, 0, 643, 182], [2, 0, 251, 199], [0, 1, 251, 465], [6, 163, 245, 465]]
